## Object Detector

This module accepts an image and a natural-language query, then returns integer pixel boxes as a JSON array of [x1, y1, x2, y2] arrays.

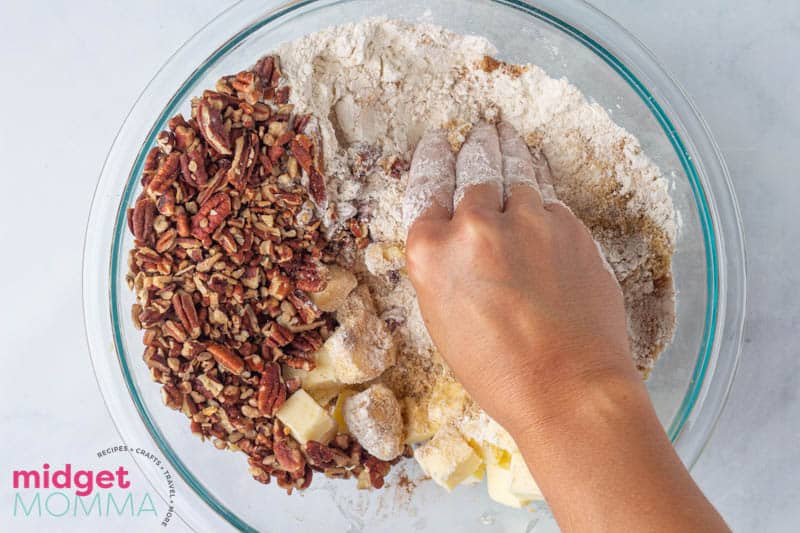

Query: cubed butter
[[509, 452, 543, 501], [486, 462, 530, 508], [275, 389, 337, 445], [402, 397, 438, 444], [461, 462, 486, 485], [327, 286, 396, 384], [427, 380, 469, 426], [333, 388, 356, 433], [309, 265, 358, 312], [415, 426, 483, 491], [481, 443, 512, 469], [283, 344, 342, 405], [364, 242, 405, 276], [343, 384, 404, 461]]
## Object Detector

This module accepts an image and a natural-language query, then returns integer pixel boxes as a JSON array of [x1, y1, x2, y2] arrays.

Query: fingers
[[455, 122, 503, 212], [403, 129, 456, 230], [532, 149, 558, 204], [497, 121, 543, 210]]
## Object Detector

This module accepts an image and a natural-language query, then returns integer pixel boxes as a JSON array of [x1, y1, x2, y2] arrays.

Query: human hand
[[404, 121, 640, 435], [404, 122, 729, 533]]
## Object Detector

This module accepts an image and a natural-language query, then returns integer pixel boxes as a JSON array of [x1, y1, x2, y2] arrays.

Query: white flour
[[279, 18, 676, 443]]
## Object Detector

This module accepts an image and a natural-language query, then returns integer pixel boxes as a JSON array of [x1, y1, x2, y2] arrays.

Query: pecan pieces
[[125, 53, 381, 497]]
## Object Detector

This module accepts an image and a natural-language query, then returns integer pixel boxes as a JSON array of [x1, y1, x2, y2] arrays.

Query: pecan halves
[[257, 362, 286, 416], [291, 134, 327, 207], [305, 441, 335, 467], [129, 196, 157, 244], [197, 93, 232, 155], [274, 435, 305, 474], [196, 162, 230, 207], [180, 148, 208, 188], [207, 342, 244, 374], [227, 131, 259, 192], [191, 191, 232, 241], [147, 152, 181, 195], [172, 291, 201, 338]]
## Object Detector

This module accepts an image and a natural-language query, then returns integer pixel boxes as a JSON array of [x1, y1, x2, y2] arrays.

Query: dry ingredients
[[126, 17, 676, 502]]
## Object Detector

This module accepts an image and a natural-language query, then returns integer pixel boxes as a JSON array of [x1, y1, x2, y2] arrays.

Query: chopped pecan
[[305, 441, 335, 467], [191, 192, 232, 241], [257, 362, 286, 416], [287, 290, 322, 324], [172, 291, 201, 338], [207, 342, 244, 374], [147, 152, 181, 195], [125, 51, 401, 496], [197, 93, 232, 155], [263, 322, 294, 348], [274, 437, 305, 474], [227, 131, 259, 192], [156, 189, 176, 216], [196, 163, 229, 207], [267, 270, 293, 300], [308, 168, 327, 207], [365, 456, 392, 489], [254, 56, 275, 91], [290, 262, 327, 293]]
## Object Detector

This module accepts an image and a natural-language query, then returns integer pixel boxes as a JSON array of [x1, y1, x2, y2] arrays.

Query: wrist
[[501, 361, 648, 449]]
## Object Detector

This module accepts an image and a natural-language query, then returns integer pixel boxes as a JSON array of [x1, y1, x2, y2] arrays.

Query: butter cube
[[510, 452, 543, 501], [327, 286, 396, 384], [402, 397, 438, 444], [481, 443, 512, 469], [333, 388, 356, 433], [415, 426, 483, 491], [343, 384, 404, 461], [276, 389, 337, 445], [427, 380, 469, 426], [309, 265, 358, 312], [486, 462, 530, 508], [283, 344, 341, 405], [364, 242, 405, 276], [461, 463, 486, 485]]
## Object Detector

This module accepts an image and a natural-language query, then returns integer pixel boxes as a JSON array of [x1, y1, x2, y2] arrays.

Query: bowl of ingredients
[[84, 0, 746, 531]]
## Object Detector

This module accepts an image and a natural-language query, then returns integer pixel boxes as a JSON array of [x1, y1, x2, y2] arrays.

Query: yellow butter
[[481, 443, 512, 469], [509, 452, 543, 501], [275, 389, 337, 445], [283, 345, 342, 405], [415, 426, 482, 491], [333, 388, 356, 433], [427, 380, 469, 426], [403, 397, 438, 444], [486, 462, 530, 508]]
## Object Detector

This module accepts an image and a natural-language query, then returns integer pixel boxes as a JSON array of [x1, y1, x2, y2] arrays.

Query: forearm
[[509, 371, 730, 533]]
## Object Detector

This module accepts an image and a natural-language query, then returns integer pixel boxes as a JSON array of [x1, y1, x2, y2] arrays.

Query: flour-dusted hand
[[404, 121, 729, 533], [405, 121, 634, 432], [403, 129, 455, 229]]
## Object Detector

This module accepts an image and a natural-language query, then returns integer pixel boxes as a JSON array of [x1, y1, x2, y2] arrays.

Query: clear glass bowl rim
[[83, 0, 747, 531]]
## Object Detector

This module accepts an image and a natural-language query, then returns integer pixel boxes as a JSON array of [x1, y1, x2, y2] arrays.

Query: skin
[[404, 122, 730, 532]]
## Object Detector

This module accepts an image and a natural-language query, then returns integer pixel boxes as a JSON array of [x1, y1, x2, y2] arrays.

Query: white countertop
[[0, 1, 797, 531]]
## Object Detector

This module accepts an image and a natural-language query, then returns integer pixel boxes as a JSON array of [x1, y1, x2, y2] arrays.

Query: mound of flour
[[278, 18, 676, 423]]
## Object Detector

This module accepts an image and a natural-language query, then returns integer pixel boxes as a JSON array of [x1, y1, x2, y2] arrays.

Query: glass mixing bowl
[[83, 0, 746, 530]]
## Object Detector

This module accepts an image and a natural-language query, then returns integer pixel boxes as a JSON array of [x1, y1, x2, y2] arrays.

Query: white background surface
[[0, 0, 797, 531]]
